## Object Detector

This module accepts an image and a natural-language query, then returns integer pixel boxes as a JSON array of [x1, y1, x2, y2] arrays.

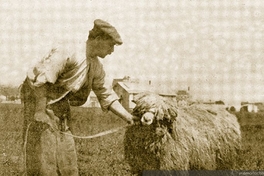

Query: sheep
[[124, 92, 241, 174]]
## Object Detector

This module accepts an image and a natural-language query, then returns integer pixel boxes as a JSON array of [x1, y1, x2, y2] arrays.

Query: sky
[[0, 0, 264, 105]]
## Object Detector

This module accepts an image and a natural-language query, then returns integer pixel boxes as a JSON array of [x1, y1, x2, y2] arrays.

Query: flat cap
[[93, 19, 123, 45]]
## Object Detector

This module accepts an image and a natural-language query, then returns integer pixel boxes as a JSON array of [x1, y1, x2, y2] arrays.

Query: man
[[21, 19, 136, 175]]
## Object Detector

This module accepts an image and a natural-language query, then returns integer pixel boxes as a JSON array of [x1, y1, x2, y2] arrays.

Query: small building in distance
[[112, 77, 177, 111], [81, 91, 100, 108], [255, 102, 264, 112], [176, 89, 191, 107], [240, 102, 258, 113]]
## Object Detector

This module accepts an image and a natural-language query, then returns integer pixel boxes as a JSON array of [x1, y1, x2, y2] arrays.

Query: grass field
[[0, 104, 264, 175]]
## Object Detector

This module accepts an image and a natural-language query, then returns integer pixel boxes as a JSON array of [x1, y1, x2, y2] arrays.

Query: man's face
[[96, 38, 115, 58]]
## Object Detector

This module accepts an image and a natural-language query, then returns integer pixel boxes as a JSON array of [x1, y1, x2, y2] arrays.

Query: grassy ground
[[0, 104, 264, 175], [234, 111, 264, 170]]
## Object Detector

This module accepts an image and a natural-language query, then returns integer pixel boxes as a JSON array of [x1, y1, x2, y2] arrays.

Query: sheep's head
[[132, 92, 178, 137]]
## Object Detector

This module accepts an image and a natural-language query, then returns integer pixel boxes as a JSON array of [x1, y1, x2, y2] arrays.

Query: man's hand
[[34, 109, 59, 131], [109, 100, 141, 125], [34, 111, 50, 124], [132, 115, 141, 125], [126, 115, 141, 125]]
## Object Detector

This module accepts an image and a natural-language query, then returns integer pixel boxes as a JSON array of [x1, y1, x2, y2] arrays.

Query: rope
[[60, 124, 129, 139], [23, 122, 32, 176], [22, 122, 130, 174]]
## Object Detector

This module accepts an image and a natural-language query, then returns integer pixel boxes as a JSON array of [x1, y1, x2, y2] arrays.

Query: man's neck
[[86, 40, 97, 59]]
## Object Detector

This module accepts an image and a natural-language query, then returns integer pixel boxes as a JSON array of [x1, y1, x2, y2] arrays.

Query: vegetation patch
[[0, 104, 263, 175]]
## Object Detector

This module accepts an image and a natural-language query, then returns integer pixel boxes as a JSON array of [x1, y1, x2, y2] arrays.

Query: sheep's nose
[[141, 112, 154, 125]]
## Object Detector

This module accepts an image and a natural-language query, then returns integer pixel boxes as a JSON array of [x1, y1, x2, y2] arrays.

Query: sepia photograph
[[0, 0, 264, 175]]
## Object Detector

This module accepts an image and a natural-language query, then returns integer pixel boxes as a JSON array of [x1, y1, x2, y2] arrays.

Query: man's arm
[[92, 60, 138, 124], [32, 84, 59, 130], [109, 100, 134, 124], [33, 85, 49, 123]]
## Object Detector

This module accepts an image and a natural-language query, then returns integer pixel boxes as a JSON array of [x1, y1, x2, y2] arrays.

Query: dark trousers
[[21, 80, 78, 176]]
